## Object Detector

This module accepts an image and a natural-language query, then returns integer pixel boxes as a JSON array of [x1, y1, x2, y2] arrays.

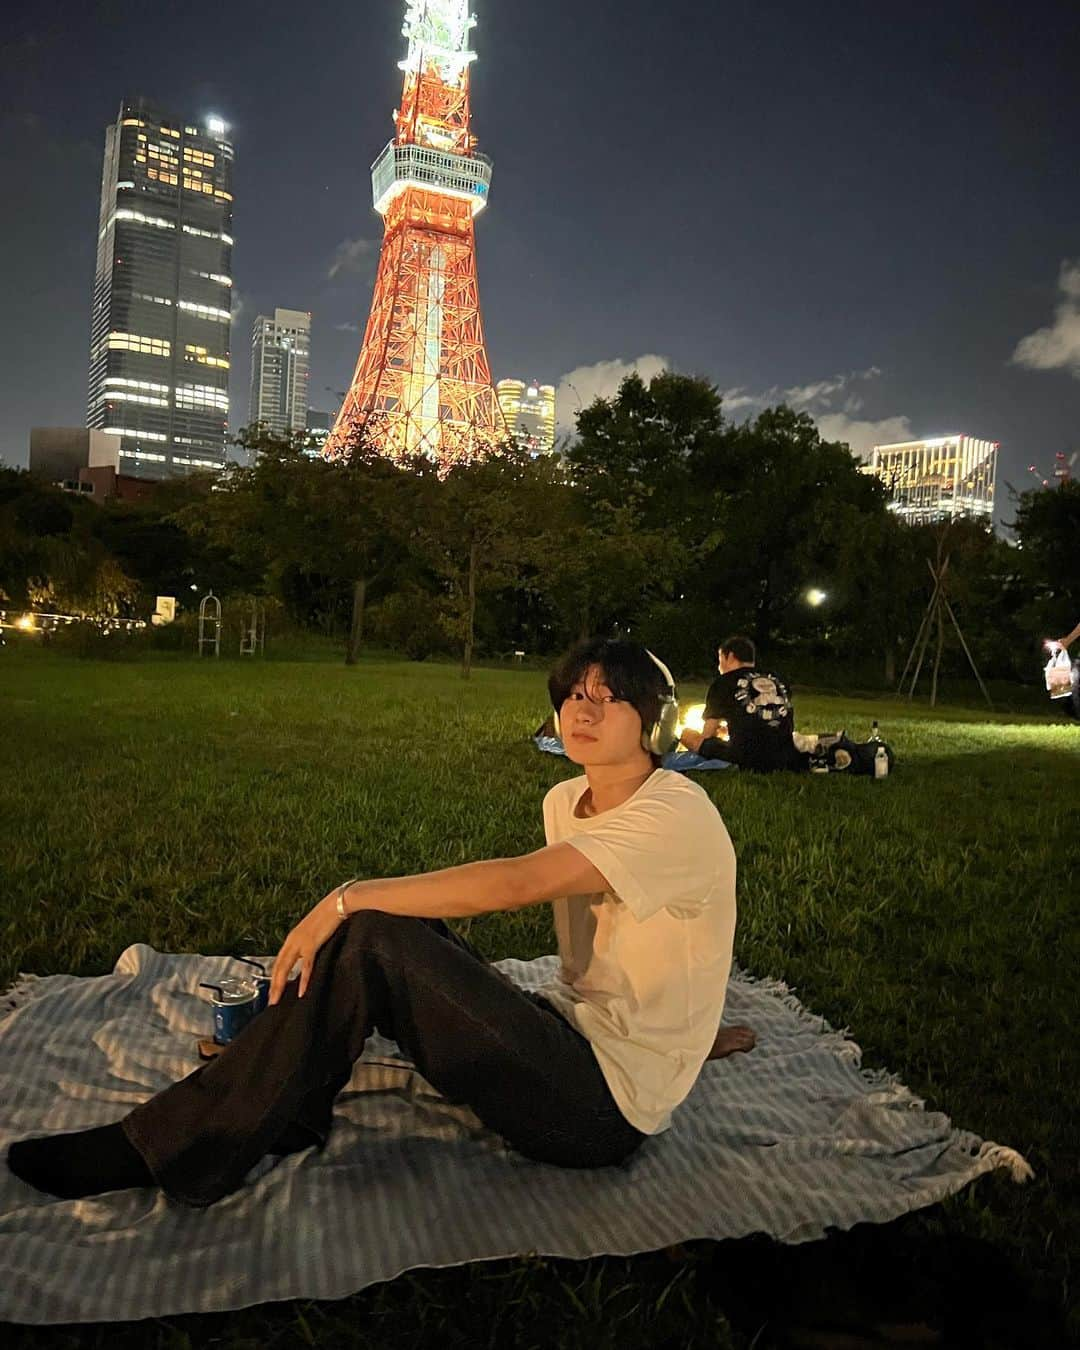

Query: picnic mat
[[0, 945, 1030, 1325], [534, 733, 733, 771]]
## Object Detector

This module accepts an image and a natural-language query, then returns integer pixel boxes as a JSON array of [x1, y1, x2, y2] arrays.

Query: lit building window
[[176, 383, 230, 410], [108, 208, 175, 231], [105, 377, 170, 393], [106, 427, 168, 442], [184, 343, 230, 369], [121, 118, 145, 128], [107, 332, 171, 356], [98, 390, 169, 408], [178, 300, 231, 322]]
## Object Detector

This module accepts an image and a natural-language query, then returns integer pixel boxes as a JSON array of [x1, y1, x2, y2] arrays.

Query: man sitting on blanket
[[680, 634, 811, 773], [9, 639, 753, 1207]]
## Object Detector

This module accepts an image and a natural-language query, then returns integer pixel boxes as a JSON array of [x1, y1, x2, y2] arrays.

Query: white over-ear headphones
[[553, 649, 680, 757]]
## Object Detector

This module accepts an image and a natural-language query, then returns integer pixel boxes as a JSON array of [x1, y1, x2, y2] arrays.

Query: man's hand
[[680, 728, 704, 752], [269, 892, 343, 1005]]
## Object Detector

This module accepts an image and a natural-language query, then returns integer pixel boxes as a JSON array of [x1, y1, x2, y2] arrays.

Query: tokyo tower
[[324, 0, 506, 469]]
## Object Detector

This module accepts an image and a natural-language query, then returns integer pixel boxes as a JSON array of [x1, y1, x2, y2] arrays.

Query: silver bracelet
[[336, 878, 359, 923]]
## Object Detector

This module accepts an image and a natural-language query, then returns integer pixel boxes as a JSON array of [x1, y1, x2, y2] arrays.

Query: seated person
[[9, 639, 753, 1207], [680, 634, 809, 773]]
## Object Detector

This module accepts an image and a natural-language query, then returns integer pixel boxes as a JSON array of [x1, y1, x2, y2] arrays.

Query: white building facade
[[869, 435, 998, 524], [248, 309, 312, 438]]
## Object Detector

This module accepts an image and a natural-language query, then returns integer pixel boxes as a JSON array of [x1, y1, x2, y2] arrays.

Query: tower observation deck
[[324, 0, 506, 469]]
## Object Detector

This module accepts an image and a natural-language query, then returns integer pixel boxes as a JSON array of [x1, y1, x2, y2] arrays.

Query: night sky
[[2, 0, 1079, 520]]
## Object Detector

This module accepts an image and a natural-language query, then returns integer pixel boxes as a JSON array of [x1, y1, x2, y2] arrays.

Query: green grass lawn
[[2, 650, 1079, 1348]]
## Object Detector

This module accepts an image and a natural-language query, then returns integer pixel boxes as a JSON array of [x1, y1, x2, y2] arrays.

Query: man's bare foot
[[707, 1025, 756, 1060]]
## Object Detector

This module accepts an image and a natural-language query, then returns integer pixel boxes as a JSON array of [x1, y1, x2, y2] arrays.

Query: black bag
[[827, 734, 895, 776]]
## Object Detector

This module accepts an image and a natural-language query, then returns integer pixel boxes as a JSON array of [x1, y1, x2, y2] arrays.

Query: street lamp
[[806, 588, 827, 607]]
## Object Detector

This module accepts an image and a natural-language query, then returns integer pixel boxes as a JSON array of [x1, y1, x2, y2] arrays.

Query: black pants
[[699, 735, 810, 773], [123, 913, 645, 1207]]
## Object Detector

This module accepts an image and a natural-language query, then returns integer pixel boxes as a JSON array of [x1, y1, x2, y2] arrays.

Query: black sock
[[8, 1122, 154, 1199]]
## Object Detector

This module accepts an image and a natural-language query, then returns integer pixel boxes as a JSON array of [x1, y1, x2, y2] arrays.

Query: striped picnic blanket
[[0, 946, 1030, 1325]]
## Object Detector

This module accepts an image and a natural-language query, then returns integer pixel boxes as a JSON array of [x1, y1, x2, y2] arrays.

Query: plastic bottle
[[874, 744, 889, 779]]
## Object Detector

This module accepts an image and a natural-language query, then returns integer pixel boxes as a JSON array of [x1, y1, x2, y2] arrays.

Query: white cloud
[[1011, 261, 1080, 378], [722, 366, 909, 458], [555, 354, 669, 429], [230, 290, 245, 323], [327, 237, 379, 281], [334, 320, 361, 333], [814, 412, 913, 458]]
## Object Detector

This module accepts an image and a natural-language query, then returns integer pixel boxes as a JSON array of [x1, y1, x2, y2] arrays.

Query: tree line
[[2, 373, 1077, 683]]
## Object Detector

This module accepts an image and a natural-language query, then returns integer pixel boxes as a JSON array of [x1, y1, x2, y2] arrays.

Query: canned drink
[[200, 978, 260, 1045], [231, 956, 270, 1015]]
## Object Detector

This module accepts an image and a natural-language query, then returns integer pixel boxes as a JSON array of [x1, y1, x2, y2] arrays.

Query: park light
[[16, 614, 35, 631], [806, 588, 827, 607]]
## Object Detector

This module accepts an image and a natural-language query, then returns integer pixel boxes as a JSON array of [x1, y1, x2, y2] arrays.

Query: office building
[[304, 408, 334, 456], [248, 309, 312, 437], [869, 436, 998, 524], [87, 97, 234, 479], [29, 428, 154, 502], [496, 379, 557, 454]]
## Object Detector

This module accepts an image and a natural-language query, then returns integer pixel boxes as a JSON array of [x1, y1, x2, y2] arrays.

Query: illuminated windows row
[[104, 377, 170, 393], [106, 427, 168, 442], [179, 299, 230, 322], [182, 224, 233, 245], [103, 208, 176, 235], [189, 269, 233, 287], [132, 292, 174, 307], [147, 168, 179, 185], [119, 449, 169, 462], [99, 390, 169, 408], [183, 147, 216, 167], [184, 344, 230, 369], [108, 332, 171, 356], [176, 384, 229, 410], [172, 455, 223, 468]]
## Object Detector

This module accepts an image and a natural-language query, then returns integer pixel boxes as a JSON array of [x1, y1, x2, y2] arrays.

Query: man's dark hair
[[719, 634, 756, 665], [548, 638, 668, 742]]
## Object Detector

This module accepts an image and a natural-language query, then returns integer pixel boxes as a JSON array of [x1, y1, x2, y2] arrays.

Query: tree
[[419, 450, 555, 679], [1010, 479, 1080, 641], [566, 370, 726, 534], [179, 428, 423, 665]]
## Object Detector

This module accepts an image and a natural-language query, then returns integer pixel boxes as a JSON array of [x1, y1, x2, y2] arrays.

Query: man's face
[[718, 648, 735, 674], [560, 665, 647, 767]]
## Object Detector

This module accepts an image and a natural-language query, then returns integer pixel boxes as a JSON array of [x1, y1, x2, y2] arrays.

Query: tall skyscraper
[[87, 97, 235, 478], [325, 0, 505, 469], [248, 309, 311, 437], [496, 379, 556, 454], [869, 435, 998, 524]]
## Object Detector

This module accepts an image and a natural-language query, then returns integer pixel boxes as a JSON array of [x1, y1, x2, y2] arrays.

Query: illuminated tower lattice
[[325, 0, 505, 468]]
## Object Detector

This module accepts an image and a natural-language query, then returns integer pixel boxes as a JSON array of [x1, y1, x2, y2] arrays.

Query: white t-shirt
[[538, 768, 736, 1135]]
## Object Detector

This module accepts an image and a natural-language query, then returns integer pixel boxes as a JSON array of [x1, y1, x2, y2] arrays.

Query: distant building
[[87, 97, 235, 479], [29, 427, 155, 502], [304, 408, 334, 456], [869, 435, 998, 524], [248, 309, 312, 438], [496, 379, 556, 454]]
